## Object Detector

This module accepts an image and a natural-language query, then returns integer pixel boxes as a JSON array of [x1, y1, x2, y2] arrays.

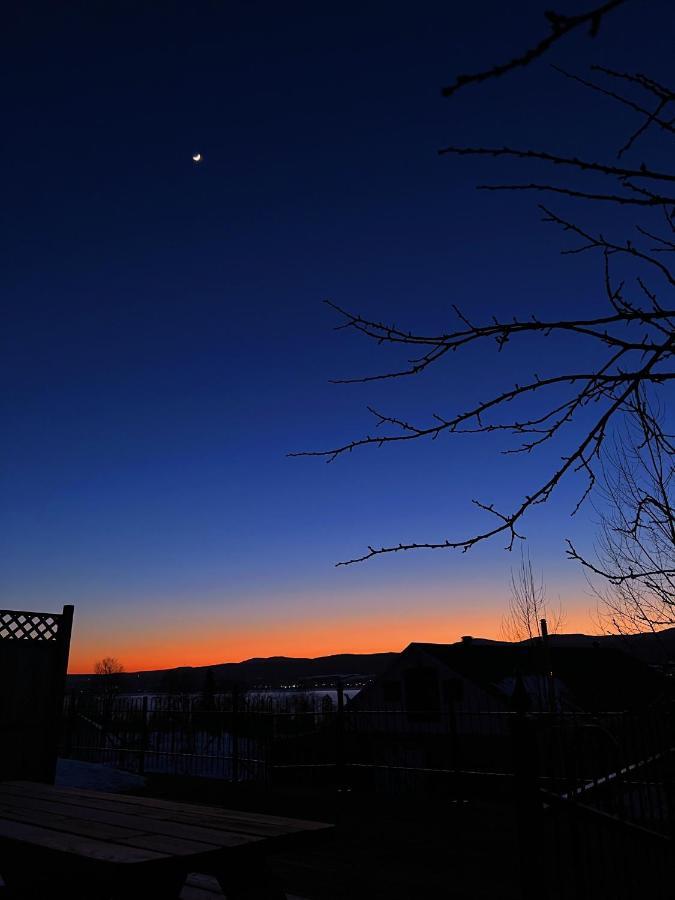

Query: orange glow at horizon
[[67, 606, 598, 674]]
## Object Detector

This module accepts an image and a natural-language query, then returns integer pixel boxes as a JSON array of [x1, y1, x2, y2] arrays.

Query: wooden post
[[45, 604, 74, 783], [57, 605, 75, 680]]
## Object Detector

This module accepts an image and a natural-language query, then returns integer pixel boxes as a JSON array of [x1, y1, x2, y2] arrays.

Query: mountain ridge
[[67, 627, 675, 693], [68, 651, 400, 692]]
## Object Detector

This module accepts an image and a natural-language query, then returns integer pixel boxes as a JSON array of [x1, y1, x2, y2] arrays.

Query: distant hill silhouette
[[457, 628, 675, 664], [68, 628, 675, 693], [545, 628, 675, 664], [68, 652, 398, 693]]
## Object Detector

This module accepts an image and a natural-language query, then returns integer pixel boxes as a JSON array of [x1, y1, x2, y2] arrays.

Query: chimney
[[461, 635, 473, 645]]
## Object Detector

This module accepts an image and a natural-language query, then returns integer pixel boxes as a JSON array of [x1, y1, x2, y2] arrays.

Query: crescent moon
[[192, 153, 202, 162]]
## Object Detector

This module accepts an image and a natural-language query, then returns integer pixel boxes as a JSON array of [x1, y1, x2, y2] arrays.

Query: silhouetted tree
[[93, 657, 125, 710], [294, 2, 675, 573], [570, 393, 675, 633], [94, 656, 124, 677], [502, 551, 564, 641]]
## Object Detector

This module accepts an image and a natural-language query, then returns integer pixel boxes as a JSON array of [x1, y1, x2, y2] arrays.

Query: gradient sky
[[2, 2, 672, 672]]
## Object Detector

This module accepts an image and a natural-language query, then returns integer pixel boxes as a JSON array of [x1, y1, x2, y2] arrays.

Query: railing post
[[335, 676, 345, 789], [540, 618, 555, 712], [266, 712, 275, 789], [512, 676, 545, 900], [138, 695, 148, 776], [231, 684, 240, 783], [100, 694, 109, 766], [667, 699, 675, 840]]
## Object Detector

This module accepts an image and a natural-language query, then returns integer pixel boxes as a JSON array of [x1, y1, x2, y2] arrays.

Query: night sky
[[3, 2, 672, 671]]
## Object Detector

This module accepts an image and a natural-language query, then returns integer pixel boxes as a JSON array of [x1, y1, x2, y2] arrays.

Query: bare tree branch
[[327, 372, 651, 565], [477, 182, 675, 207], [552, 65, 675, 153], [441, 0, 628, 98], [567, 395, 675, 632], [502, 550, 565, 641], [437, 144, 675, 185], [297, 10, 675, 576]]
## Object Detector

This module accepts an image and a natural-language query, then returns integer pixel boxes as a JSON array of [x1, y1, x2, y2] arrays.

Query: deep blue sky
[[2, 1, 672, 669]]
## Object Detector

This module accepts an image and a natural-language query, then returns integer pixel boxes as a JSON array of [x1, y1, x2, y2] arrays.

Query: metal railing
[[60, 691, 674, 899]]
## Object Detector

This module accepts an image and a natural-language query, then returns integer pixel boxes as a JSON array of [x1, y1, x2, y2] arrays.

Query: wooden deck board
[[0, 802, 151, 843], [0, 793, 261, 849], [3, 782, 325, 832], [0, 818, 166, 863], [115, 833, 224, 856], [0, 781, 332, 897]]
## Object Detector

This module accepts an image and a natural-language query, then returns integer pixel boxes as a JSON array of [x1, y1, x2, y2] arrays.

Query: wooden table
[[0, 781, 332, 899]]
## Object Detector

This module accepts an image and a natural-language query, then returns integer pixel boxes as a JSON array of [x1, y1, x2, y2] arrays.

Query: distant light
[[192, 153, 202, 163]]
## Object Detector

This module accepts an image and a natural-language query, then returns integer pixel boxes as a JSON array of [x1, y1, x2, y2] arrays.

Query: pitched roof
[[406, 640, 664, 710]]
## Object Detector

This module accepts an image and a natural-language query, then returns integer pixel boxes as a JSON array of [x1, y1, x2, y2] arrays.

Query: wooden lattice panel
[[0, 610, 61, 641]]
